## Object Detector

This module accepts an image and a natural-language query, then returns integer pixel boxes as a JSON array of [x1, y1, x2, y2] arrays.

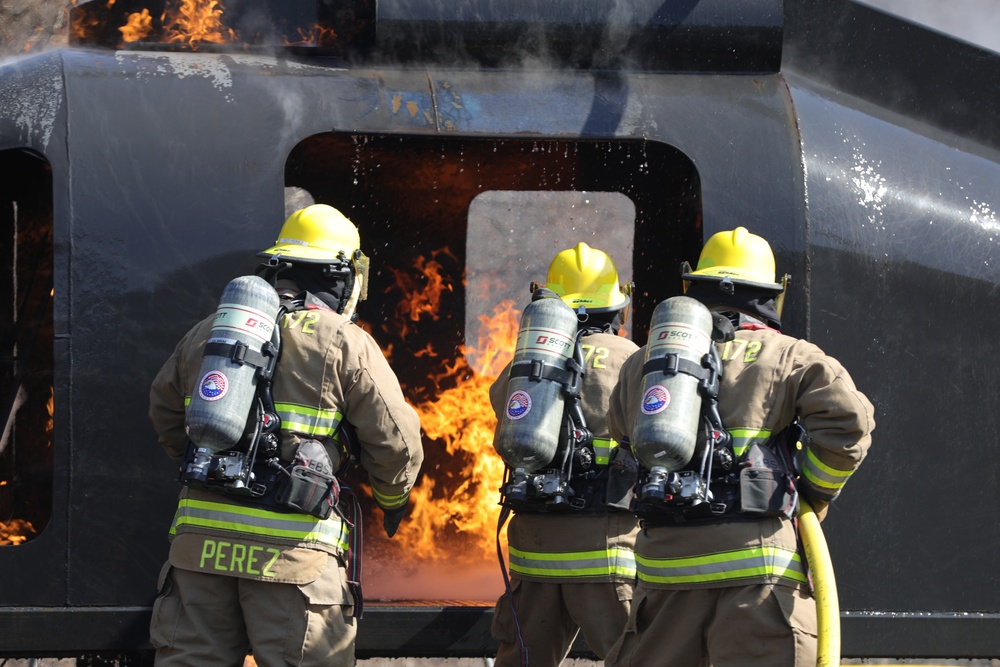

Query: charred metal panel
[[785, 72, 1000, 657], [0, 48, 802, 656], [374, 0, 783, 71], [784, 0, 1000, 152], [70, 0, 783, 72]]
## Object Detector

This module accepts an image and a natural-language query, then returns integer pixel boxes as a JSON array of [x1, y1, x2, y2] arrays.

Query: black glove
[[382, 504, 408, 538]]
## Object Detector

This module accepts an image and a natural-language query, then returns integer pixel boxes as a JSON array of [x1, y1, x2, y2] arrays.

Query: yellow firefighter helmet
[[545, 242, 632, 316], [682, 227, 785, 292], [258, 204, 361, 264]]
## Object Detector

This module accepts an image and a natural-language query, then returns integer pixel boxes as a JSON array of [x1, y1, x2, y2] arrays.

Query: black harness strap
[[338, 485, 365, 619], [202, 340, 273, 370], [642, 354, 712, 383], [507, 359, 577, 386]]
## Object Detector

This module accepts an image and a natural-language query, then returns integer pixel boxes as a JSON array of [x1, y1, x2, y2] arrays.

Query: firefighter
[[605, 227, 875, 667], [148, 204, 424, 667], [490, 243, 640, 666]]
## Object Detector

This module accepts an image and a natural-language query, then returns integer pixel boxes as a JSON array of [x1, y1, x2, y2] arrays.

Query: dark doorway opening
[[0, 148, 54, 546], [285, 134, 701, 601]]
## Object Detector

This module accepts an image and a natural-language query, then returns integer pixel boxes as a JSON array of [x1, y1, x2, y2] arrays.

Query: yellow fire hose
[[798, 497, 841, 667]]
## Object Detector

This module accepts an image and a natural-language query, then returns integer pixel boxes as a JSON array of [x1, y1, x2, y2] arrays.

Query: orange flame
[[72, 0, 345, 51], [386, 248, 455, 341], [120, 10, 154, 43], [2, 388, 54, 545], [161, 0, 236, 49], [399, 299, 519, 563], [68, 16, 95, 48], [47, 386, 54, 438], [362, 251, 521, 600], [0, 519, 36, 546], [286, 26, 338, 48]]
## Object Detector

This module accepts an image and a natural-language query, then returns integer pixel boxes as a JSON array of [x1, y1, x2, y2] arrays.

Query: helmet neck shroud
[[575, 308, 622, 336], [685, 279, 782, 331], [256, 259, 357, 321]]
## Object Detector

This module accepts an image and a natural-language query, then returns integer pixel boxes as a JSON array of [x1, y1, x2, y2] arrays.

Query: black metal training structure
[[1, 0, 999, 661]]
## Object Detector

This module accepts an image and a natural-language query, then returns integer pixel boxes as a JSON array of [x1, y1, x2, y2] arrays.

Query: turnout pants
[[606, 584, 817, 667], [150, 560, 356, 667], [492, 578, 633, 667]]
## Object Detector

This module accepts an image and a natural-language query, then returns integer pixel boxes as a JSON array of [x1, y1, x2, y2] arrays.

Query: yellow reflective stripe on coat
[[373, 488, 409, 510], [170, 497, 349, 551], [802, 448, 853, 493], [728, 428, 772, 458], [182, 398, 343, 438], [592, 437, 618, 466], [636, 546, 807, 585], [508, 545, 637, 579], [274, 402, 343, 438]]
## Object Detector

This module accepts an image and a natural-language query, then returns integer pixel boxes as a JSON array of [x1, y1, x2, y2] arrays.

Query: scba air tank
[[496, 295, 579, 473], [631, 296, 714, 472], [185, 275, 281, 453]]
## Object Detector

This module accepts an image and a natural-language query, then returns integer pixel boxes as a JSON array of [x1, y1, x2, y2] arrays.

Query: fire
[[119, 9, 153, 43], [72, 0, 238, 50], [386, 248, 455, 341], [70, 0, 353, 52], [160, 0, 236, 49], [286, 26, 339, 49], [47, 386, 54, 437], [1, 388, 54, 546], [400, 299, 519, 563], [0, 519, 36, 546], [71, 11, 102, 44], [360, 249, 521, 600]]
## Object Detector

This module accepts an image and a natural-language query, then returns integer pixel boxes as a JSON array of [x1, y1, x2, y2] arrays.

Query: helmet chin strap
[[256, 257, 294, 286]]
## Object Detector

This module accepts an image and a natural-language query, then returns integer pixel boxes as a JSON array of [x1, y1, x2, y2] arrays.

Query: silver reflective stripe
[[170, 497, 349, 551], [274, 402, 343, 438], [728, 428, 772, 458], [637, 545, 807, 585], [802, 448, 853, 493], [509, 545, 636, 579]]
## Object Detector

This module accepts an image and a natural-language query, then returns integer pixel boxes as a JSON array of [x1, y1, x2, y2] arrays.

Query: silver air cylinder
[[186, 275, 280, 453], [496, 296, 579, 472], [631, 296, 714, 472]]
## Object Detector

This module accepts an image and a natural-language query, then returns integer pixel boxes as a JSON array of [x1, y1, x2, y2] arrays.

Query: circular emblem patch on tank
[[641, 384, 671, 415], [506, 390, 532, 420], [199, 370, 229, 402]]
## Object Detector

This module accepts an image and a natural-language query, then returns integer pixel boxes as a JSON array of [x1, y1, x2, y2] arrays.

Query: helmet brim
[[560, 293, 630, 313], [257, 244, 349, 264], [682, 272, 783, 293]]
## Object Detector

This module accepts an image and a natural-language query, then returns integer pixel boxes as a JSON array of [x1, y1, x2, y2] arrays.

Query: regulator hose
[[798, 497, 840, 667]]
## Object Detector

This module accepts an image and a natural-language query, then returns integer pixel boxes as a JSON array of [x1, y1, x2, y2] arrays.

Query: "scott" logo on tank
[[657, 329, 694, 340], [534, 334, 572, 352]]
